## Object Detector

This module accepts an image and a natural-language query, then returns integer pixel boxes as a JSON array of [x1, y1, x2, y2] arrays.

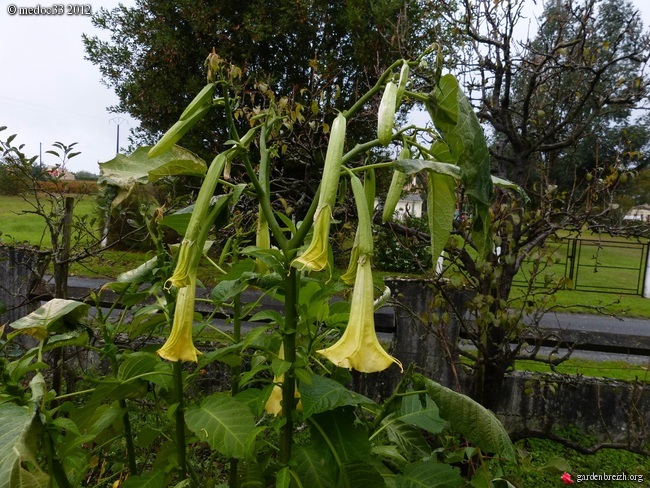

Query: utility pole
[[109, 117, 128, 154]]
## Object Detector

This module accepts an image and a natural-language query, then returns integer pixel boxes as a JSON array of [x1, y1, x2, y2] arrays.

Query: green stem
[[221, 84, 288, 250], [109, 354, 137, 476], [173, 361, 188, 480], [287, 186, 320, 250], [45, 429, 72, 488], [343, 59, 403, 119], [240, 146, 288, 250], [279, 266, 299, 465], [229, 291, 242, 487], [346, 161, 395, 174], [120, 398, 138, 474], [341, 139, 382, 166]]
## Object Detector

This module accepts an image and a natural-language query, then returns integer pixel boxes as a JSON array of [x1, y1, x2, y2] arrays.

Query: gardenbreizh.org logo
[[562, 471, 645, 484]]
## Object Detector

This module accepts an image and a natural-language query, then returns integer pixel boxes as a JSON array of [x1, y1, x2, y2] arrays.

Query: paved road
[[44, 275, 650, 364], [538, 312, 650, 337]]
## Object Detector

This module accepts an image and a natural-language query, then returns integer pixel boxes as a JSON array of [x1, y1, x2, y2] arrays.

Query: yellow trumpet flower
[[318, 256, 402, 373], [157, 279, 202, 362], [264, 344, 302, 416], [292, 204, 332, 272], [292, 113, 346, 273], [341, 170, 373, 286], [166, 239, 197, 289], [340, 231, 359, 286]]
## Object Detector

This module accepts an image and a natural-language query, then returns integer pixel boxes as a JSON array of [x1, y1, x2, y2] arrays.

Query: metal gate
[[565, 238, 648, 295]]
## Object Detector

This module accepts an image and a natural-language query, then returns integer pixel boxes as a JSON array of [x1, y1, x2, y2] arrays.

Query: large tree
[[427, 0, 650, 408], [83, 1, 453, 184], [439, 0, 650, 185]]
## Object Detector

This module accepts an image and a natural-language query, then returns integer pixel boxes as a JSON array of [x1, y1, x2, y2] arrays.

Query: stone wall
[[359, 278, 650, 447]]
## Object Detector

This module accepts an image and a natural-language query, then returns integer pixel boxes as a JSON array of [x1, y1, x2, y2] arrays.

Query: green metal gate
[[565, 238, 648, 295]]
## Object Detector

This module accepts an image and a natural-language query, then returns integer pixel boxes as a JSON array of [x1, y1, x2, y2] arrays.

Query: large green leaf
[[122, 472, 165, 488], [416, 375, 516, 461], [99, 145, 206, 206], [384, 417, 430, 461], [299, 374, 375, 418], [397, 394, 446, 435], [118, 352, 160, 382], [114, 256, 159, 285], [491, 175, 529, 204], [8, 299, 89, 340], [291, 445, 336, 488], [337, 462, 385, 488], [0, 403, 48, 488], [426, 74, 494, 261], [41, 330, 89, 352], [99, 145, 206, 188], [310, 408, 371, 465], [276, 467, 291, 488], [427, 172, 456, 264], [395, 462, 464, 488], [185, 393, 257, 459], [427, 74, 492, 208], [237, 461, 266, 488], [394, 159, 460, 179]]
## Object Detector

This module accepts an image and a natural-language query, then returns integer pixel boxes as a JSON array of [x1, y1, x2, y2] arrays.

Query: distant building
[[393, 193, 423, 220], [375, 193, 424, 221], [48, 166, 76, 181], [375, 174, 425, 221], [623, 204, 650, 222]]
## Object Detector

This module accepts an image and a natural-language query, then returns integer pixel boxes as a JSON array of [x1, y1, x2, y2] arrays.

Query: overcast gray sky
[[1, 1, 649, 174], [0, 0, 137, 174]]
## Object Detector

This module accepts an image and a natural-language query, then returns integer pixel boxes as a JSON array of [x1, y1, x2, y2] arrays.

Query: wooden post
[[53, 196, 74, 299], [52, 196, 74, 398]]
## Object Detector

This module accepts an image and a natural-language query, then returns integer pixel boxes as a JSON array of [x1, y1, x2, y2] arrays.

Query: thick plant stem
[[109, 356, 137, 475], [229, 294, 242, 487], [45, 429, 72, 488], [173, 361, 188, 480], [279, 266, 298, 465], [120, 399, 138, 474]]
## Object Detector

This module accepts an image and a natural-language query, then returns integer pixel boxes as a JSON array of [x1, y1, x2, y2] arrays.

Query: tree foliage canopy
[[445, 0, 650, 189], [83, 0, 452, 155]]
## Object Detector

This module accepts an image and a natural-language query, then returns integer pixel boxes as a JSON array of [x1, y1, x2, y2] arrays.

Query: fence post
[[643, 243, 650, 298], [0, 245, 49, 323]]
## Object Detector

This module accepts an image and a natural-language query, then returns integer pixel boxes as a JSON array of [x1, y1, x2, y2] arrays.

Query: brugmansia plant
[[0, 48, 523, 487]]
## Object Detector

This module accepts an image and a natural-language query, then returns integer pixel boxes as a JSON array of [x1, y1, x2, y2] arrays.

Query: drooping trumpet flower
[[292, 204, 332, 272], [293, 113, 346, 272], [318, 255, 402, 373], [166, 152, 229, 290], [319, 171, 402, 373], [341, 169, 373, 286], [256, 126, 271, 273], [158, 152, 230, 362], [157, 278, 201, 362], [264, 344, 302, 417]]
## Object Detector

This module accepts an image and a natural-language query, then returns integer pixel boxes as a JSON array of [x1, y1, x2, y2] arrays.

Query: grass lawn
[[516, 357, 650, 383], [4, 193, 650, 319], [0, 194, 99, 247], [0, 194, 146, 279], [508, 437, 650, 487]]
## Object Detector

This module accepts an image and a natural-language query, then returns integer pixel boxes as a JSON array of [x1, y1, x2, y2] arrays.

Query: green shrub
[[373, 216, 431, 273]]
